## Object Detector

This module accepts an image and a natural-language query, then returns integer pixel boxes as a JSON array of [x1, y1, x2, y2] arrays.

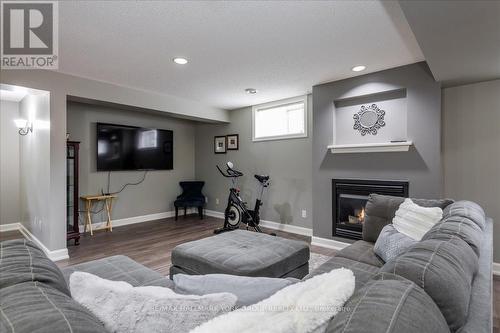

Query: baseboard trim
[[204, 209, 224, 219], [259, 219, 313, 237], [204, 210, 313, 237], [493, 263, 500, 276], [0, 222, 23, 232], [16, 224, 69, 262], [311, 236, 350, 251], [80, 209, 197, 230], [44, 248, 70, 262]]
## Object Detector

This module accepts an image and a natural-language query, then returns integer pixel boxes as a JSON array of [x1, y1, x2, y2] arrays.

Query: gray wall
[[195, 96, 313, 228], [312, 63, 442, 239], [0, 100, 21, 225], [67, 102, 196, 222], [18, 93, 52, 247], [442, 79, 500, 261]]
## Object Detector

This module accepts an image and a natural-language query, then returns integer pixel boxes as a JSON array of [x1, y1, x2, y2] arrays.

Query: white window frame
[[252, 95, 308, 142]]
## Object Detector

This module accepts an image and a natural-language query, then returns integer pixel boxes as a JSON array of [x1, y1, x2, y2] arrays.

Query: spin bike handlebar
[[216, 164, 244, 178]]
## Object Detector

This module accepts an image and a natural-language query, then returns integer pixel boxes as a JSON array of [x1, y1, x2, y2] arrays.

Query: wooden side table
[[80, 194, 117, 235]]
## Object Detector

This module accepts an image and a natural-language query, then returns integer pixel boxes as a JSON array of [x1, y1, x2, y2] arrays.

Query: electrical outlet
[[215, 198, 220, 205], [205, 196, 208, 203], [301, 210, 307, 218]]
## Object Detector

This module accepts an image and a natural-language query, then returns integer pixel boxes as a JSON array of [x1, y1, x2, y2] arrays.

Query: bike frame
[[217, 164, 264, 232], [226, 188, 250, 219]]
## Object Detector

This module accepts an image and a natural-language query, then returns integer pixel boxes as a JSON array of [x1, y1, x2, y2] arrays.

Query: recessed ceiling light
[[351, 65, 366, 72], [173, 57, 188, 65], [245, 88, 257, 94]]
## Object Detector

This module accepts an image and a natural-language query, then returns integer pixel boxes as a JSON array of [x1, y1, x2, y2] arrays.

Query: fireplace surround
[[332, 179, 409, 240]]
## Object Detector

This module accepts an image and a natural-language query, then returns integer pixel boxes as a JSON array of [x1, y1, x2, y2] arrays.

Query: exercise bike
[[214, 162, 270, 234]]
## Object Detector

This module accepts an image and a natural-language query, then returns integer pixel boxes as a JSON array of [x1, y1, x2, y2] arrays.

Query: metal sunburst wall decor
[[353, 104, 386, 136]]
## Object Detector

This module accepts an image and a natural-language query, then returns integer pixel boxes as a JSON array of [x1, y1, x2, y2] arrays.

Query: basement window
[[252, 95, 308, 141]]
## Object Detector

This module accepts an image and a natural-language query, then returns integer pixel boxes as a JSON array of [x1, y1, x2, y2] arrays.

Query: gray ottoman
[[170, 230, 310, 279]]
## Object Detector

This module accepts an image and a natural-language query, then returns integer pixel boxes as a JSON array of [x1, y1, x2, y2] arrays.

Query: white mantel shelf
[[328, 141, 413, 154]]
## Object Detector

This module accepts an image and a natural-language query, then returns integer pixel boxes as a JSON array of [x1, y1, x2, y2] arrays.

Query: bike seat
[[254, 175, 270, 183]]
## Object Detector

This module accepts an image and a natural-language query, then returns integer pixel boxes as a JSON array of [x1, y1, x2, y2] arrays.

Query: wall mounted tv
[[97, 123, 173, 171]]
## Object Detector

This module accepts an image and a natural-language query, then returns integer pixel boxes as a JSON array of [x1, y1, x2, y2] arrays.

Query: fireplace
[[332, 179, 409, 240]]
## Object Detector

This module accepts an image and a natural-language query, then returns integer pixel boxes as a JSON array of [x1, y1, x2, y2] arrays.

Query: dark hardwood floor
[[56, 215, 336, 274], [1, 215, 498, 331]]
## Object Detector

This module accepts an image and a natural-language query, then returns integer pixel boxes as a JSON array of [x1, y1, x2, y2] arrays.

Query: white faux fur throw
[[393, 198, 443, 240], [70, 271, 237, 333], [190, 268, 355, 333]]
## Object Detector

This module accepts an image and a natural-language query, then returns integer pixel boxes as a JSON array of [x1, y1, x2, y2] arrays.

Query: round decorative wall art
[[353, 104, 386, 136]]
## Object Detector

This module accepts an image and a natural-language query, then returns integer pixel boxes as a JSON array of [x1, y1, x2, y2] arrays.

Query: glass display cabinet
[[67, 141, 81, 245]]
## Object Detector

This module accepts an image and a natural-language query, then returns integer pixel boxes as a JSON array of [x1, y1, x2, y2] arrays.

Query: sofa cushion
[[374, 224, 417, 263], [336, 240, 384, 267], [173, 273, 296, 307], [380, 238, 478, 331], [306, 256, 379, 291], [171, 230, 310, 278], [459, 218, 493, 333], [422, 215, 482, 256], [0, 281, 107, 333], [326, 273, 450, 333], [0, 239, 70, 296], [61, 255, 174, 288], [443, 200, 486, 230], [362, 194, 454, 242]]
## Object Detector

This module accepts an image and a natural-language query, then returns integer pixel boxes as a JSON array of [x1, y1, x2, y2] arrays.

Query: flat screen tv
[[96, 123, 173, 171]]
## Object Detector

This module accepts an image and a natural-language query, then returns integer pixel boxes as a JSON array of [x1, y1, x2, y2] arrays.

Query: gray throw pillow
[[173, 273, 296, 307], [373, 224, 417, 263], [380, 238, 478, 331], [362, 194, 453, 243]]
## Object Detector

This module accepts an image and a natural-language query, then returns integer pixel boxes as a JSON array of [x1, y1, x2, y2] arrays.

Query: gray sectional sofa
[[0, 197, 493, 333], [309, 196, 493, 333]]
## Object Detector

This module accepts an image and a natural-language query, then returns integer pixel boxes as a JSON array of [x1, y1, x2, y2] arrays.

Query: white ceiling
[[58, 1, 424, 110], [400, 0, 500, 87]]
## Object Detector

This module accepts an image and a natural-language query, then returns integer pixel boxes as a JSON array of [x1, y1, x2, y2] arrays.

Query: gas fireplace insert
[[332, 179, 409, 240]]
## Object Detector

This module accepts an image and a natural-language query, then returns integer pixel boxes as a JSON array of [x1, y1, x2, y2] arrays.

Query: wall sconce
[[14, 119, 33, 136]]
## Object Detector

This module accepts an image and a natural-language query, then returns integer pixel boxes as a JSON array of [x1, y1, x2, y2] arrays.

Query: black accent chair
[[174, 181, 206, 220]]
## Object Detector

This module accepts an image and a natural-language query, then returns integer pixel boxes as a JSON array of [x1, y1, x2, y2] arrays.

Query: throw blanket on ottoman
[[191, 268, 355, 333]]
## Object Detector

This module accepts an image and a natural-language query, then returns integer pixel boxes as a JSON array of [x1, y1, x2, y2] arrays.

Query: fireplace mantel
[[327, 141, 413, 154]]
